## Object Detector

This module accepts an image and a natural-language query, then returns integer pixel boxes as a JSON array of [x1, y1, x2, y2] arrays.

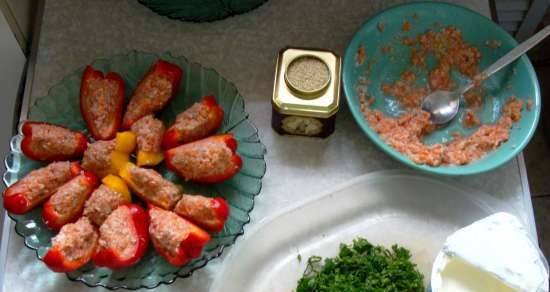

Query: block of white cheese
[[431, 212, 549, 292]]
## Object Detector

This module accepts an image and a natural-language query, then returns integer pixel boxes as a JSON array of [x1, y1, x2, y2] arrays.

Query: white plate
[[211, 170, 518, 292]]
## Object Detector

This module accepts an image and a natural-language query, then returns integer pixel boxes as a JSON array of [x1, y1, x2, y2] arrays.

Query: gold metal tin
[[272, 48, 341, 119]]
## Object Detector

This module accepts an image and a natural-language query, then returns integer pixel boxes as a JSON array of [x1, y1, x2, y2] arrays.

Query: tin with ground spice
[[272, 47, 341, 138]]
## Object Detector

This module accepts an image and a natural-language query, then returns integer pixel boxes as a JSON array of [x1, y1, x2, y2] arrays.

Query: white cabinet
[[0, 10, 26, 185]]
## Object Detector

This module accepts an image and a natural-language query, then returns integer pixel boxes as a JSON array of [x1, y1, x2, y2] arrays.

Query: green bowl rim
[[342, 1, 541, 176], [2, 50, 267, 290], [137, 0, 268, 23]]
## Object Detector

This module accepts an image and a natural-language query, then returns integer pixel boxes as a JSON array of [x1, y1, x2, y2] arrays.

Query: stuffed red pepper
[[174, 194, 229, 232], [130, 115, 165, 166], [93, 204, 149, 269], [42, 171, 99, 230], [164, 134, 242, 183], [122, 60, 183, 129], [80, 65, 125, 140], [119, 162, 181, 210], [83, 175, 132, 226], [81, 131, 136, 178], [43, 217, 98, 272], [3, 161, 81, 214], [148, 205, 210, 266], [21, 121, 87, 162], [162, 95, 224, 149]]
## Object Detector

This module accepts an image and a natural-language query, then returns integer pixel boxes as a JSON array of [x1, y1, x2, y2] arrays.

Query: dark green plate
[[3, 51, 266, 289], [138, 0, 267, 22]]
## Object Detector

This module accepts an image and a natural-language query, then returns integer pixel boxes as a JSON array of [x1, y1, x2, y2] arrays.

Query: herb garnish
[[296, 238, 425, 292]]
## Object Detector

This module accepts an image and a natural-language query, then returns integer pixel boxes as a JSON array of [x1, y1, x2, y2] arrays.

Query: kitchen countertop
[[0, 0, 537, 291]]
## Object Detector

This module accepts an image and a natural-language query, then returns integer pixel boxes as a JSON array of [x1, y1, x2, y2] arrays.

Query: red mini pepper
[[174, 194, 229, 232], [43, 217, 98, 273], [80, 65, 125, 140], [164, 134, 242, 183], [122, 59, 183, 130], [21, 121, 88, 162], [162, 95, 224, 149], [93, 204, 150, 269], [148, 205, 210, 266], [42, 171, 99, 230], [3, 161, 81, 214]]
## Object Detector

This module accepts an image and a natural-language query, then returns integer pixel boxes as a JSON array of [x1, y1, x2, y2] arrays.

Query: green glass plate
[[343, 2, 540, 176], [138, 0, 267, 22], [3, 51, 266, 289]]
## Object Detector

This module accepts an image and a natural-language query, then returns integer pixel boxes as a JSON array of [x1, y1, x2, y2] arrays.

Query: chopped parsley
[[296, 238, 425, 292]]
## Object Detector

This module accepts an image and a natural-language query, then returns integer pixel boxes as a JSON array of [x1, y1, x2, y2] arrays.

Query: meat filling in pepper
[[43, 171, 98, 230], [148, 207, 210, 266], [81, 132, 135, 178], [3, 161, 79, 214], [163, 96, 224, 148], [122, 60, 182, 129], [120, 163, 181, 210], [83, 183, 128, 226], [164, 134, 242, 183], [131, 115, 165, 166], [44, 217, 98, 272], [98, 206, 139, 260], [21, 122, 87, 161], [93, 204, 149, 269], [82, 140, 115, 178], [80, 66, 124, 140], [174, 194, 229, 232]]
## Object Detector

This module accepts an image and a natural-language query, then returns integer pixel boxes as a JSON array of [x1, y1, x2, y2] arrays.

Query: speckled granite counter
[[1, 0, 537, 291]]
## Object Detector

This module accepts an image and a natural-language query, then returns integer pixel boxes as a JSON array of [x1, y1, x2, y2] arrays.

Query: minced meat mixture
[[83, 185, 125, 226], [127, 165, 181, 209], [169, 139, 234, 179], [82, 140, 115, 178], [99, 206, 138, 260], [131, 115, 164, 153], [174, 194, 218, 228], [82, 78, 119, 135], [360, 26, 524, 166], [9, 161, 74, 205], [361, 95, 523, 166], [149, 207, 189, 256], [462, 110, 480, 128], [49, 174, 90, 215], [173, 100, 217, 142], [27, 124, 79, 157], [124, 74, 173, 125], [51, 217, 98, 262]]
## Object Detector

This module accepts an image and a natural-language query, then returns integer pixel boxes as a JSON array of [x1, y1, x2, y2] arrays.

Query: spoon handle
[[460, 25, 550, 93]]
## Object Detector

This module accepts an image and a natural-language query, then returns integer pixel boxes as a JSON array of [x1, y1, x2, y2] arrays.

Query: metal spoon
[[421, 25, 550, 125]]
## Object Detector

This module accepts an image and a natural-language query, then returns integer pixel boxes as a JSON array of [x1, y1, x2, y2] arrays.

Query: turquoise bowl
[[343, 2, 540, 175]]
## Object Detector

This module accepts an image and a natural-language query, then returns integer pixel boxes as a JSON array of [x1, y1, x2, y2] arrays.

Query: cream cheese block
[[431, 212, 549, 292]]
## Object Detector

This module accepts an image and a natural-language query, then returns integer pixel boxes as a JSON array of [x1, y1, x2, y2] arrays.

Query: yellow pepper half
[[114, 131, 137, 153], [136, 151, 164, 167], [109, 151, 130, 176], [102, 174, 132, 203], [119, 162, 136, 187]]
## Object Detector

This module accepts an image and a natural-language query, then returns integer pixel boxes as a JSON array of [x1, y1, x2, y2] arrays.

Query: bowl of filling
[[343, 2, 540, 175]]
